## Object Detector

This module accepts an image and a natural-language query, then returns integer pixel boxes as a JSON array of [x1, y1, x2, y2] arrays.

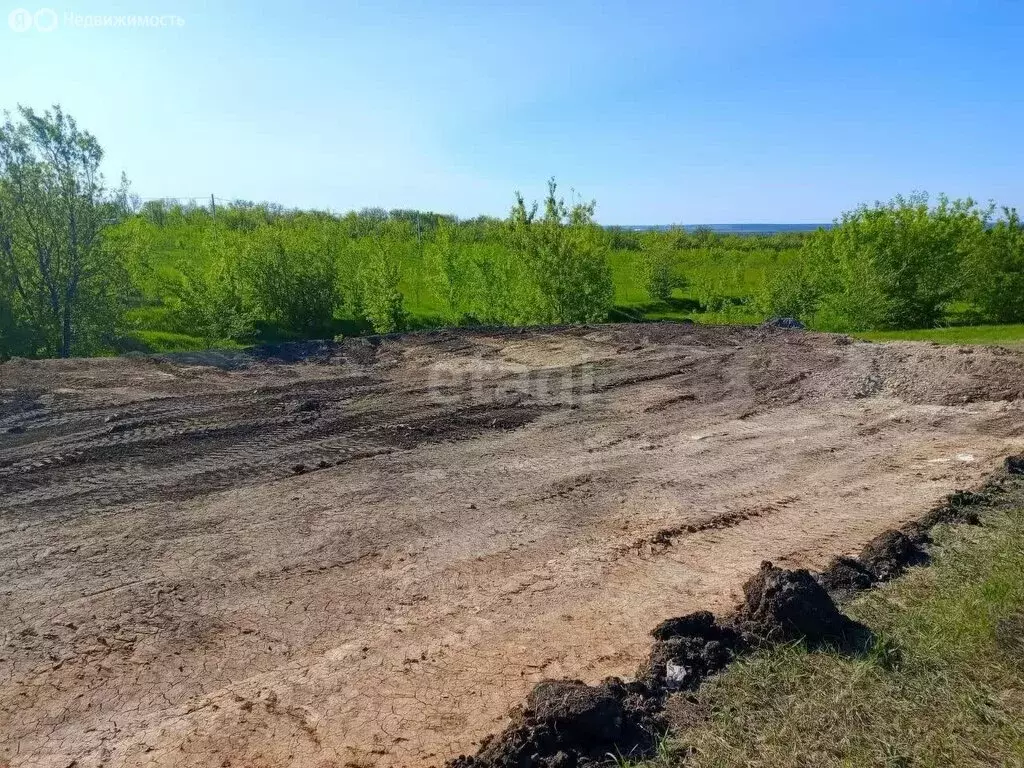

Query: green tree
[[965, 208, 1024, 323], [0, 105, 132, 357], [425, 219, 474, 323], [163, 224, 253, 343], [245, 220, 341, 336], [758, 256, 822, 322], [357, 223, 407, 333], [503, 179, 614, 324], [791, 194, 987, 331], [638, 229, 686, 302]]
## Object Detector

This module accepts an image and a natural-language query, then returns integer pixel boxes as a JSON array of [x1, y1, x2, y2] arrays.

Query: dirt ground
[[2, 323, 1024, 768]]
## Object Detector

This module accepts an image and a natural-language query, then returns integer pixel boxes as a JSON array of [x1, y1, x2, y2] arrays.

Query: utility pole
[[210, 194, 216, 218]]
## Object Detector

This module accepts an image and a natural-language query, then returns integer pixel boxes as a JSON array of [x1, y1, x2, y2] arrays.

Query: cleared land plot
[[2, 324, 1024, 767]]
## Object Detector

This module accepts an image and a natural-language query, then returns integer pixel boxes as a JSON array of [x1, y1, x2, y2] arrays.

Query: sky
[[2, 0, 1023, 224]]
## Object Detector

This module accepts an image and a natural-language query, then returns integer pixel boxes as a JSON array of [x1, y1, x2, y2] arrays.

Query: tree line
[[1, 105, 1022, 359]]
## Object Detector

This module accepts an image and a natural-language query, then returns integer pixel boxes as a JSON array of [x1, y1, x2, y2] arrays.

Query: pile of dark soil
[[818, 555, 876, 592], [761, 317, 806, 330], [820, 525, 937, 592], [857, 530, 928, 582], [639, 611, 744, 690], [918, 489, 987, 528], [820, 483, 1005, 597], [734, 562, 868, 647], [448, 678, 662, 768]]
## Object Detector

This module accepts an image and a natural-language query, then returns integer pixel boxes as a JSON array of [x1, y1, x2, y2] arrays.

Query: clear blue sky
[[3, 0, 1022, 223]]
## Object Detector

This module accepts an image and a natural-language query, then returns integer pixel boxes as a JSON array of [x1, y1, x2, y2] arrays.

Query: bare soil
[[2, 323, 1023, 768]]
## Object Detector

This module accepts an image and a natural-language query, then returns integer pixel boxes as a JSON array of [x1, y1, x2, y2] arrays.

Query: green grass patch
[[638, 496, 1024, 768], [122, 330, 245, 354], [857, 324, 1024, 347]]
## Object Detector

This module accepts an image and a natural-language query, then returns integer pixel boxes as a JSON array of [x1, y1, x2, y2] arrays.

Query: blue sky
[[2, 0, 1022, 223]]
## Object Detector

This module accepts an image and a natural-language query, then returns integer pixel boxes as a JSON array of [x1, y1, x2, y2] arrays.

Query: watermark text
[[8, 7, 185, 32]]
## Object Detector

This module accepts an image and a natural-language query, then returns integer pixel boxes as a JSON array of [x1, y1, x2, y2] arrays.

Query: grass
[[109, 330, 246, 355], [633, 488, 1024, 768], [857, 324, 1024, 347], [606, 247, 778, 325]]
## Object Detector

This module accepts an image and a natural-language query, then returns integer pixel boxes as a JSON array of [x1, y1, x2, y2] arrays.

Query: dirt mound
[[650, 610, 718, 641], [821, 483, 999, 596], [917, 489, 987, 529], [762, 317, 806, 330], [858, 530, 928, 582], [447, 678, 662, 768], [640, 611, 744, 690], [819, 556, 876, 592], [736, 561, 865, 646]]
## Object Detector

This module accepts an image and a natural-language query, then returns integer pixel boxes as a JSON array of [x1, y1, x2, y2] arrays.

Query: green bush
[[425, 219, 475, 324], [757, 257, 821, 322], [769, 195, 988, 331], [966, 208, 1024, 323], [638, 230, 686, 302], [162, 226, 253, 343], [502, 179, 614, 324], [244, 222, 341, 336], [356, 225, 407, 333]]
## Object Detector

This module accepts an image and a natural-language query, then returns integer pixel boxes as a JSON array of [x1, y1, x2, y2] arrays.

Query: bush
[[758, 257, 821, 322], [163, 227, 253, 343], [638, 231, 686, 302], [772, 195, 988, 331], [356, 226, 407, 333], [502, 179, 614, 325], [245, 222, 341, 336], [966, 208, 1024, 323], [425, 219, 474, 324]]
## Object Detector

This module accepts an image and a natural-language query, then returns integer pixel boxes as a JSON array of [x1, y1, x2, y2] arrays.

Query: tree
[[503, 179, 614, 325], [757, 255, 822, 322], [788, 194, 987, 331], [356, 222, 407, 333], [245, 220, 341, 336], [0, 105, 131, 357], [425, 218, 474, 324], [966, 208, 1024, 323], [163, 222, 254, 343], [638, 229, 686, 302]]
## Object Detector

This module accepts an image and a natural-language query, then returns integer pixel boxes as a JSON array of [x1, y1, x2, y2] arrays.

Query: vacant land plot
[[2, 324, 1024, 768]]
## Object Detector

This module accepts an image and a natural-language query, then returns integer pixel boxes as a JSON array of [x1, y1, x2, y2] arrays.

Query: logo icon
[[34, 7, 57, 31], [8, 7, 33, 31]]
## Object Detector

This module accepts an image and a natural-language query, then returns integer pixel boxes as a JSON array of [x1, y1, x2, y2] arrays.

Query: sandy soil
[[2, 324, 1023, 768]]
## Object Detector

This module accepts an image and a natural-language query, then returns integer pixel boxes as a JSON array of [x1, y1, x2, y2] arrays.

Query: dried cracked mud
[[2, 323, 1024, 767]]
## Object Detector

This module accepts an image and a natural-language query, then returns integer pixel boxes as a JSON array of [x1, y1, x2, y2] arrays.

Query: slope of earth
[[2, 324, 1023, 768]]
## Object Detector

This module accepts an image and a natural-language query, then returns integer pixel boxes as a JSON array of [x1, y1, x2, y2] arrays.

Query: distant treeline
[[1, 105, 1022, 359]]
